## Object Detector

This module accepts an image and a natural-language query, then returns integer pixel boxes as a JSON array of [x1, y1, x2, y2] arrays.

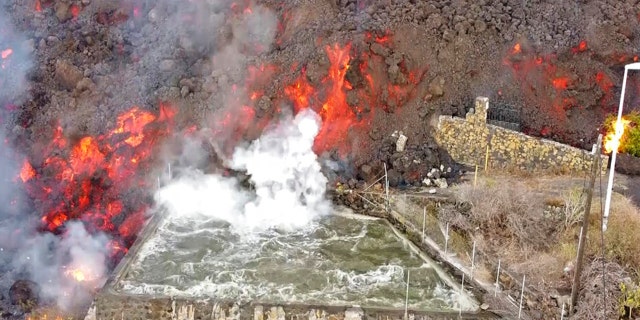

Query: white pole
[[421, 207, 426, 243], [404, 269, 410, 320], [495, 260, 501, 297], [168, 162, 171, 176], [384, 163, 389, 211], [603, 63, 640, 231], [459, 273, 465, 317], [561, 302, 565, 320], [444, 223, 450, 255], [471, 241, 477, 280], [518, 275, 526, 319]]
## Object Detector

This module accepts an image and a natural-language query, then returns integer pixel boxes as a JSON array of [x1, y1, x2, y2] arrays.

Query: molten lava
[[604, 117, 631, 154], [285, 43, 358, 155], [17, 105, 175, 257]]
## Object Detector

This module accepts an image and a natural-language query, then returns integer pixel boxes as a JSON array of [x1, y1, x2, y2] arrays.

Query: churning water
[[117, 212, 477, 311]]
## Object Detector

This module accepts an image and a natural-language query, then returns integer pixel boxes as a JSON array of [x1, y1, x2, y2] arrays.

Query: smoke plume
[[156, 109, 331, 233]]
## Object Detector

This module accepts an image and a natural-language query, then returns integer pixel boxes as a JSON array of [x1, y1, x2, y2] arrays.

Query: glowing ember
[[20, 160, 36, 182], [1, 48, 12, 59], [0, 48, 12, 69], [511, 43, 521, 54], [604, 117, 631, 153], [571, 40, 588, 54], [34, 0, 42, 12]]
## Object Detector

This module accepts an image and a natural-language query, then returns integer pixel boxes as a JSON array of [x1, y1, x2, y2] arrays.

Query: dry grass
[[447, 175, 640, 317], [573, 258, 628, 320], [453, 179, 555, 252], [585, 194, 640, 275]]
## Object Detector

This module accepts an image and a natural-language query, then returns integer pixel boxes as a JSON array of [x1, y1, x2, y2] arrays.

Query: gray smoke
[[10, 222, 110, 311], [0, 6, 33, 105]]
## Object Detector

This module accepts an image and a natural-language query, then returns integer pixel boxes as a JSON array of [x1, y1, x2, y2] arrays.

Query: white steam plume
[[155, 109, 331, 233]]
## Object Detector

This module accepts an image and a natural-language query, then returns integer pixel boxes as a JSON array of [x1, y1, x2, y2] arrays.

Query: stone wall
[[435, 97, 608, 174], [89, 295, 499, 320]]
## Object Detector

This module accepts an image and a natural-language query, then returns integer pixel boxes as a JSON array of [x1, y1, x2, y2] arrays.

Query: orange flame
[[67, 268, 87, 282], [34, 0, 42, 12], [604, 118, 631, 153]]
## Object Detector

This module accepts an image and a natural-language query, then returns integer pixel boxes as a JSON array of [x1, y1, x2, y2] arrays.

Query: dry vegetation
[[446, 175, 640, 318]]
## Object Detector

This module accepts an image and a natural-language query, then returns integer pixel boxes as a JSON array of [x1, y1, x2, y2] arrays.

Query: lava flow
[[17, 104, 175, 258]]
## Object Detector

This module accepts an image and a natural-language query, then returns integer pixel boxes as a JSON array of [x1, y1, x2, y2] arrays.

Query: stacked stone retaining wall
[[436, 97, 608, 174]]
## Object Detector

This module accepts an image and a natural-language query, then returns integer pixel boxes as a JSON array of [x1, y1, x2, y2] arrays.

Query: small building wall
[[435, 97, 608, 173]]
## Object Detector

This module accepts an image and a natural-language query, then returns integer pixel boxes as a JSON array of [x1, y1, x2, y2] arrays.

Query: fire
[[17, 105, 175, 257], [66, 268, 87, 282], [604, 117, 631, 153], [34, 0, 42, 12], [285, 43, 358, 154]]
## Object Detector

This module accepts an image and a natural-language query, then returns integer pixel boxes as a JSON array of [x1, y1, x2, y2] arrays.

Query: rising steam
[[156, 109, 331, 233]]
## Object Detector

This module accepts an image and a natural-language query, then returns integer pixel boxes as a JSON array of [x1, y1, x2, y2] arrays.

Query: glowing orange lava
[[285, 43, 358, 154], [20, 160, 36, 182], [604, 118, 631, 153], [18, 105, 175, 257], [511, 43, 521, 54]]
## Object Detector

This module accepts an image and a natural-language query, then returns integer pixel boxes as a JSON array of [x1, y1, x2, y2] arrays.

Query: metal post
[[168, 162, 172, 177], [384, 163, 389, 211], [604, 63, 640, 231], [495, 260, 501, 297], [561, 303, 565, 320], [404, 269, 410, 320], [459, 273, 465, 317], [484, 145, 490, 171], [473, 164, 478, 187], [421, 207, 426, 243], [471, 241, 476, 280], [570, 134, 602, 313], [444, 223, 450, 255], [518, 275, 526, 319]]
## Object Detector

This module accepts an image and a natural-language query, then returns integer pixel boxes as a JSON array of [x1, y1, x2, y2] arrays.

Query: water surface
[[117, 213, 477, 311]]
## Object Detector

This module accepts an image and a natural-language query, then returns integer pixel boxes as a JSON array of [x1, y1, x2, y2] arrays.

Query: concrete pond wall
[[435, 97, 609, 174]]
